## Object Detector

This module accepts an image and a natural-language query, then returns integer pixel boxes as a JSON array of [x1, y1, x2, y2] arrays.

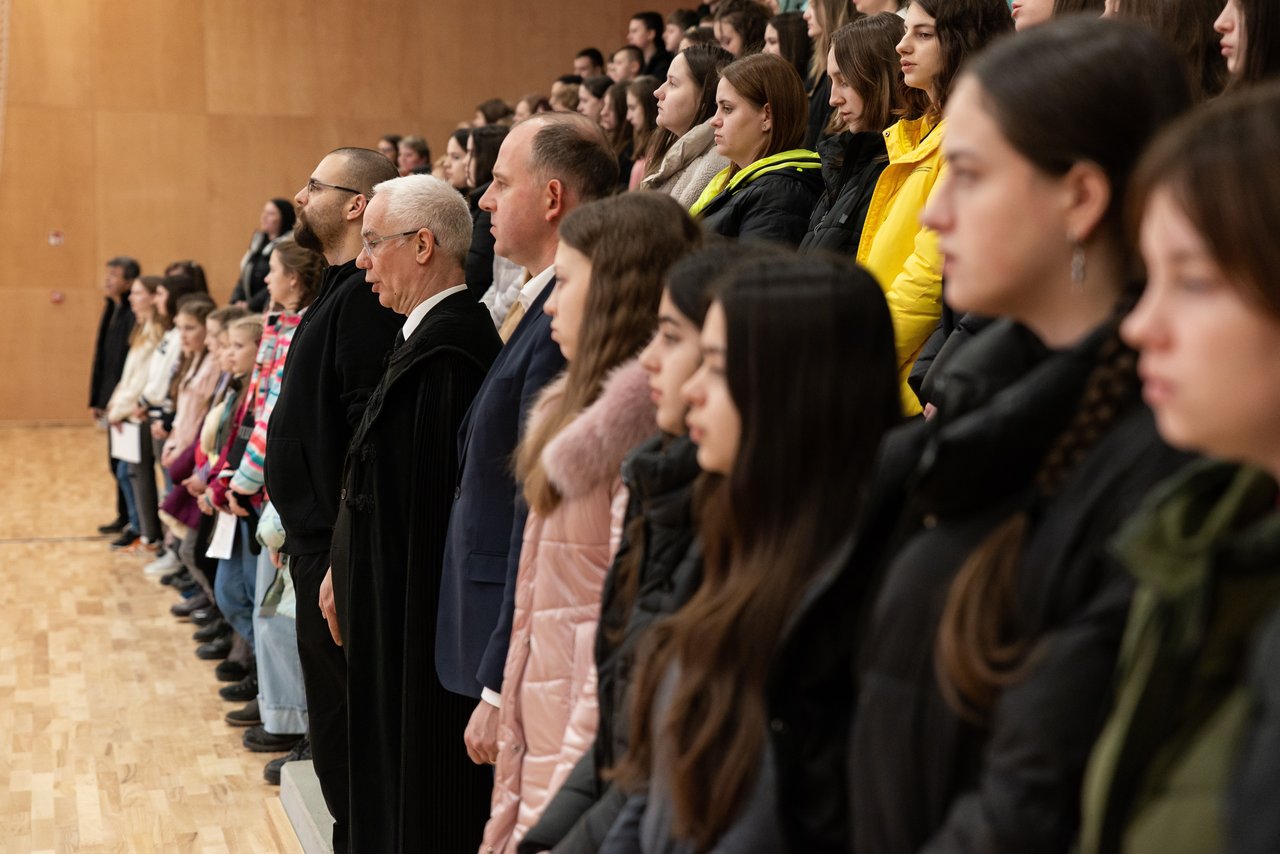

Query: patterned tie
[[498, 301, 526, 343]]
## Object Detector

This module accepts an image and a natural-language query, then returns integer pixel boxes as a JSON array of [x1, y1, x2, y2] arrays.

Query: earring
[[1071, 239, 1086, 288]]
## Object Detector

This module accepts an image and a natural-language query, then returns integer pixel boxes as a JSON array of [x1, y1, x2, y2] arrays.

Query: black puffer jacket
[[520, 434, 703, 854], [847, 320, 1189, 854], [698, 153, 824, 246], [799, 131, 889, 256]]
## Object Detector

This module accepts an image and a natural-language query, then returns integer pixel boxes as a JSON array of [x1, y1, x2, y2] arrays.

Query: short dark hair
[[576, 47, 605, 68], [527, 114, 620, 203], [633, 11, 665, 37], [668, 8, 701, 30], [107, 256, 141, 281], [331, 147, 401, 195], [475, 98, 515, 124], [613, 45, 645, 66], [557, 74, 585, 86]]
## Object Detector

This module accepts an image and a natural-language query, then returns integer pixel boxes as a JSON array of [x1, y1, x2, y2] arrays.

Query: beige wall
[[0, 0, 683, 421]]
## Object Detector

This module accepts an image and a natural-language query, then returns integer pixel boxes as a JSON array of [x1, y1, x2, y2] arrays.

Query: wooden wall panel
[[0, 106, 98, 290], [0, 0, 685, 421], [6, 0, 95, 109], [93, 111, 211, 287], [0, 290, 101, 421], [92, 0, 209, 114]]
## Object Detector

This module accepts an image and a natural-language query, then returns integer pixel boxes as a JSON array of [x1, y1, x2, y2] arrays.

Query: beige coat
[[641, 120, 731, 211]]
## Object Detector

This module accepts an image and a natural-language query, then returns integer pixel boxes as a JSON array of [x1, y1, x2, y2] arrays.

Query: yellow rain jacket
[[856, 115, 947, 416]]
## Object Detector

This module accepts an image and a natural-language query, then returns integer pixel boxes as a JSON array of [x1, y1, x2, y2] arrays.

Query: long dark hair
[[628, 76, 662, 156], [468, 124, 509, 189], [516, 193, 702, 514], [830, 14, 909, 132], [932, 17, 1192, 721], [616, 256, 900, 849], [769, 12, 814, 81], [645, 45, 734, 179], [1228, 0, 1280, 88], [715, 0, 772, 56], [604, 81, 635, 156], [1115, 0, 1228, 101], [914, 0, 1015, 113], [605, 244, 768, 644]]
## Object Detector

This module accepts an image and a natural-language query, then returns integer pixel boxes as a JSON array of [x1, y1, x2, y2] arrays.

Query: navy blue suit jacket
[[436, 282, 566, 698]]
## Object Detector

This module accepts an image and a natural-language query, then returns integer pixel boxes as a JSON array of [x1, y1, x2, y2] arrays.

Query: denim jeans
[[114, 459, 139, 533], [254, 551, 308, 736], [213, 520, 256, 649]]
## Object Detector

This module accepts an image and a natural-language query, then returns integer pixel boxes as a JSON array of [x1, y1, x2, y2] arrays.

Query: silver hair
[[369, 173, 472, 266]]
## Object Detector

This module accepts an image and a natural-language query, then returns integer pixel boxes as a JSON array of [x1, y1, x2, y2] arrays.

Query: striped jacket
[[229, 309, 305, 496]]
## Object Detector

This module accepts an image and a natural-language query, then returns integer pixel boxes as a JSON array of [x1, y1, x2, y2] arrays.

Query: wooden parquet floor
[[0, 423, 304, 854]]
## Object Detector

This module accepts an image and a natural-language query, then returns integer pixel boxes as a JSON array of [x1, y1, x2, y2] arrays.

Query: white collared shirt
[[516, 265, 556, 313], [401, 284, 470, 342]]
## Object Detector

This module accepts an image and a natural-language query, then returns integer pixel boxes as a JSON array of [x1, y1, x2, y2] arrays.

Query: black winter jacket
[[264, 258, 401, 556], [89, 298, 135, 409], [799, 131, 889, 256], [522, 434, 703, 854], [847, 320, 1189, 854], [698, 155, 823, 247]]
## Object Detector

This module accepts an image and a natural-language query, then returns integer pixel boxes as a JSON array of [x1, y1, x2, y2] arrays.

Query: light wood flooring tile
[[0, 423, 304, 853]]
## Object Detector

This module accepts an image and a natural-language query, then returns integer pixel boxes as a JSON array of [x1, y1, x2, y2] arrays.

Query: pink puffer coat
[[481, 359, 656, 854]]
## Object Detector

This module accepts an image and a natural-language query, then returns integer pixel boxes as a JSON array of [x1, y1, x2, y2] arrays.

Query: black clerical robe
[[331, 289, 502, 853]]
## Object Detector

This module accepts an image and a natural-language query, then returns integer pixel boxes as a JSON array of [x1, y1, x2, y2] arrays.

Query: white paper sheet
[[206, 511, 237, 560], [109, 422, 143, 464]]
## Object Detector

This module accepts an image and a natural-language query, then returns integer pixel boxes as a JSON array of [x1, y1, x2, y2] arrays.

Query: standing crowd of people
[[84, 0, 1280, 852]]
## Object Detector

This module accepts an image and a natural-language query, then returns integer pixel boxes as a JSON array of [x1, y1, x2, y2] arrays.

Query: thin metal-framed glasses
[[361, 228, 437, 257], [306, 177, 363, 196]]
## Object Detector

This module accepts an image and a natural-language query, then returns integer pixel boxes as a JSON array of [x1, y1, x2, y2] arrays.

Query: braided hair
[[935, 295, 1141, 721], [927, 18, 1191, 722]]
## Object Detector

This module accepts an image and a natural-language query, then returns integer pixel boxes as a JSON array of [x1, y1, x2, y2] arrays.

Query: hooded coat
[[481, 359, 657, 854]]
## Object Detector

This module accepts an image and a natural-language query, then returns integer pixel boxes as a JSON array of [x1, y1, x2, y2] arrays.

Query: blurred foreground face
[[1122, 188, 1280, 466]]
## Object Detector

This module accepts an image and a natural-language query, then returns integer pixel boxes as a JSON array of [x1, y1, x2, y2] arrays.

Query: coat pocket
[[465, 549, 509, 584]]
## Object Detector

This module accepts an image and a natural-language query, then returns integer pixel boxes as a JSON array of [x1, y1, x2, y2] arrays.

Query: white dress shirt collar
[[401, 284, 470, 342]]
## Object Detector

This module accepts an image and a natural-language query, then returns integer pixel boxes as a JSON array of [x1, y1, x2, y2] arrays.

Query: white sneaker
[[143, 550, 181, 577]]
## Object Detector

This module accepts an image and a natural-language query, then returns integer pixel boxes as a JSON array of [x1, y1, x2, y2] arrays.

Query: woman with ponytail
[[843, 18, 1192, 853]]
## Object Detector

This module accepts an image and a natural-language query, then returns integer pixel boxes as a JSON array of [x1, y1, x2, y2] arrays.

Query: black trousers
[[290, 551, 350, 854]]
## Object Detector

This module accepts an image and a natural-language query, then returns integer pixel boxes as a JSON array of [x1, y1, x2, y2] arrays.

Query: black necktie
[[393, 330, 405, 351]]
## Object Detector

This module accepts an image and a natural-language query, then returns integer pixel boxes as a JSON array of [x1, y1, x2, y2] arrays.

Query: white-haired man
[[327, 174, 502, 852]]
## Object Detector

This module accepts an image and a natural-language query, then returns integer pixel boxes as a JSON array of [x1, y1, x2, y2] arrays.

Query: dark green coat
[[1081, 461, 1280, 854]]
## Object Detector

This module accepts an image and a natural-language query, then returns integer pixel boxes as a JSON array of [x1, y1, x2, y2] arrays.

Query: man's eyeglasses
[[306, 177, 363, 196], [361, 228, 437, 257]]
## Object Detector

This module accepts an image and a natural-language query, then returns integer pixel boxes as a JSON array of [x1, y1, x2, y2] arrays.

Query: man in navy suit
[[434, 113, 619, 766]]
